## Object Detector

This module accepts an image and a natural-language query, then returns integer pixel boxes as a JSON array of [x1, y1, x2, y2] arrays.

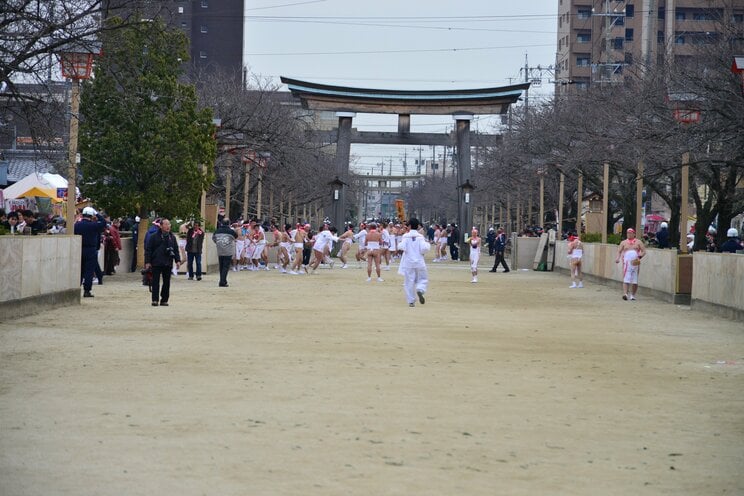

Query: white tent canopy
[[1, 173, 70, 200]]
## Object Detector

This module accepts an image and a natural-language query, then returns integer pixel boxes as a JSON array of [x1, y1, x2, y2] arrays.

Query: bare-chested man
[[290, 224, 308, 274], [615, 227, 646, 301], [365, 222, 383, 282]]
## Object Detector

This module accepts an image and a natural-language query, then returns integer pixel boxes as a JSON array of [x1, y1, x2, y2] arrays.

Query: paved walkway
[[1, 260, 742, 495]]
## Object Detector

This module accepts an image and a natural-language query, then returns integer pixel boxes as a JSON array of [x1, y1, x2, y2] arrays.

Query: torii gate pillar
[[333, 112, 355, 226], [455, 114, 474, 261]]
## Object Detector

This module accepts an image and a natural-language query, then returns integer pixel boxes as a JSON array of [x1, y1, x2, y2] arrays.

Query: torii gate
[[281, 77, 529, 260]]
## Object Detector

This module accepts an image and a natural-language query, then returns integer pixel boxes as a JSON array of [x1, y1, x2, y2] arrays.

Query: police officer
[[75, 207, 107, 297]]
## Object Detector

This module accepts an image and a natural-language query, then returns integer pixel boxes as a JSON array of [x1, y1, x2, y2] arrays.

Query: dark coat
[[145, 229, 181, 267], [494, 232, 507, 252], [74, 214, 107, 248], [185, 227, 205, 254]]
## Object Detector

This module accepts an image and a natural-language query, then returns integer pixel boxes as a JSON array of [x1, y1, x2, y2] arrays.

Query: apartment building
[[107, 0, 245, 80], [555, 0, 744, 92]]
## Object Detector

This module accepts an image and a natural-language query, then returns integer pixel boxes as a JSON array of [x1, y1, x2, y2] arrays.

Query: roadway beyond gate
[[1, 260, 742, 495]]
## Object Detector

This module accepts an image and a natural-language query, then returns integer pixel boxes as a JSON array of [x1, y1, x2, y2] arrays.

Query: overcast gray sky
[[243, 0, 559, 172]]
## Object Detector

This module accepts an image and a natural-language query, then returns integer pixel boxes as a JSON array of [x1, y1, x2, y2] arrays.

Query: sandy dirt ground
[[1, 254, 743, 496]]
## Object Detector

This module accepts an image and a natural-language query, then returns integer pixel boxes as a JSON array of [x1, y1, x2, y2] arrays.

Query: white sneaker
[[366, 277, 372, 282], [578, 282, 583, 288], [630, 295, 636, 301], [471, 278, 477, 283], [340, 264, 348, 269], [377, 277, 384, 282], [569, 283, 577, 288], [383, 266, 390, 271], [289, 270, 298, 275]]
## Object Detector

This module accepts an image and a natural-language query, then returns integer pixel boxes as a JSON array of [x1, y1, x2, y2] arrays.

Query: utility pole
[[519, 54, 555, 115], [593, 0, 626, 83]]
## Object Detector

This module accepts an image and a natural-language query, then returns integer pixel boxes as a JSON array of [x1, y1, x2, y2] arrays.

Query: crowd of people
[[4, 206, 742, 308]]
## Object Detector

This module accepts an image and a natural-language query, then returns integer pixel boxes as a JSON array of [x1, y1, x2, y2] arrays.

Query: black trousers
[[218, 255, 231, 286], [151, 266, 172, 302], [81, 247, 97, 291], [491, 250, 509, 271]]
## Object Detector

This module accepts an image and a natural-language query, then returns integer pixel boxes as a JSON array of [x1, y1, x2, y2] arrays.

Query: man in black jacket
[[489, 228, 510, 273], [145, 218, 181, 306]]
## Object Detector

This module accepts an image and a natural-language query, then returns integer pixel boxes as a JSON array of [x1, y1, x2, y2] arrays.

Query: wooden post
[[269, 185, 274, 222], [602, 162, 609, 243], [636, 161, 644, 236], [576, 172, 583, 235], [539, 173, 545, 228], [506, 194, 511, 236], [679, 152, 690, 253], [242, 159, 251, 220], [65, 79, 80, 231], [200, 164, 207, 223], [558, 172, 564, 235], [256, 169, 263, 220], [224, 159, 232, 221]]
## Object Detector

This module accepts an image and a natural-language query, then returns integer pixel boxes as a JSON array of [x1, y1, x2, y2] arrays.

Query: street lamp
[[55, 42, 100, 230]]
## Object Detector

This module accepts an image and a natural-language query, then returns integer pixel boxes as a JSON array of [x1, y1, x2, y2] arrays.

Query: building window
[[576, 55, 591, 67], [181, 21, 187, 28], [733, 13, 744, 23], [658, 31, 665, 43], [675, 35, 685, 44], [178, 6, 183, 14], [625, 5, 634, 17], [658, 8, 665, 19], [612, 37, 624, 49], [200, 25, 208, 33], [577, 8, 591, 19], [199, 51, 207, 58], [577, 32, 591, 43], [693, 10, 720, 21], [201, 0, 208, 7], [625, 28, 634, 41], [615, 16, 624, 26], [625, 52, 634, 64], [675, 10, 686, 21]]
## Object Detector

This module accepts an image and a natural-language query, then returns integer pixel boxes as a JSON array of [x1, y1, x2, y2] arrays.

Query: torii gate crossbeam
[[281, 77, 529, 260]]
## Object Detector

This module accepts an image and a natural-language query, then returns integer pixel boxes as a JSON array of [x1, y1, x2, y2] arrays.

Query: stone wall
[[0, 235, 82, 320], [555, 242, 679, 298], [555, 241, 743, 320], [691, 252, 744, 321]]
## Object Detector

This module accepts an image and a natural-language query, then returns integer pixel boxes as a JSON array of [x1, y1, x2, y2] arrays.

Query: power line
[[244, 43, 555, 57]]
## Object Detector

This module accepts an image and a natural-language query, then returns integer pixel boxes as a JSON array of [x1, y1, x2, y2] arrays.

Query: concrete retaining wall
[[691, 252, 744, 321], [554, 242, 678, 300], [0, 235, 82, 320], [554, 241, 743, 320]]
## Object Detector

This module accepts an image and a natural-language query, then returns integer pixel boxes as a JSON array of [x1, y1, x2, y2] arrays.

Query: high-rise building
[[106, 1, 245, 80], [555, 0, 744, 93]]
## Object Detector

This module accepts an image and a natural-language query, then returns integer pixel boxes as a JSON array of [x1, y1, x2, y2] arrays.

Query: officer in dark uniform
[[75, 207, 107, 297]]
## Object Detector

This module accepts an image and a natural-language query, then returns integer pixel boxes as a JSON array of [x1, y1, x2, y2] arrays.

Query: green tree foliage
[[79, 17, 216, 219]]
